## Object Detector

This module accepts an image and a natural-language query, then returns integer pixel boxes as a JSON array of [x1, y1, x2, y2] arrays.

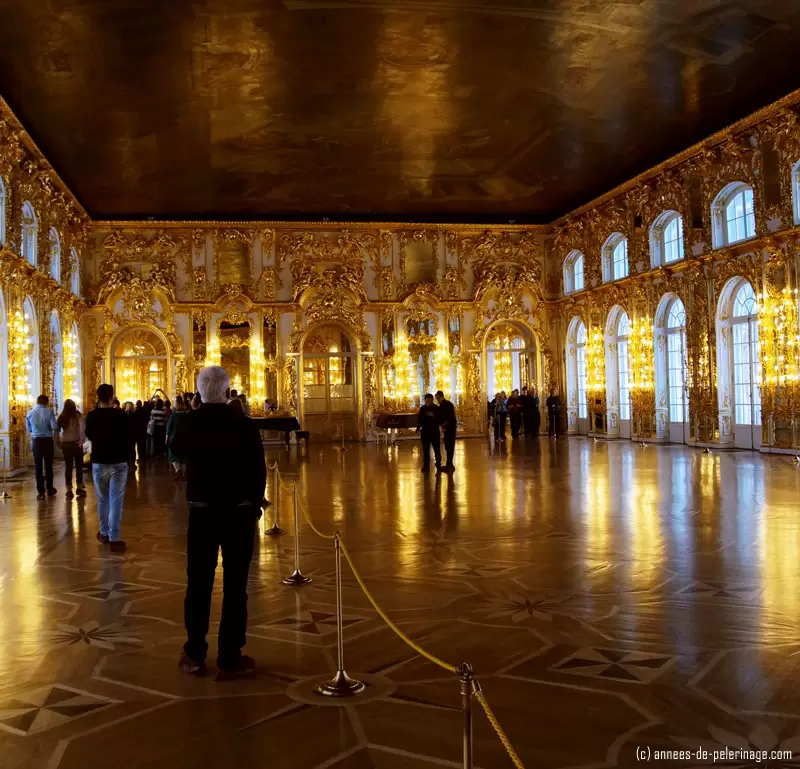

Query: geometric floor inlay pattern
[[66, 582, 157, 601], [0, 685, 115, 736], [552, 647, 676, 683], [264, 610, 366, 635]]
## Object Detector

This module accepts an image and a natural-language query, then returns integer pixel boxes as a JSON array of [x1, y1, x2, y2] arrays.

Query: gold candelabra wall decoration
[[759, 286, 800, 420], [10, 309, 33, 407], [628, 316, 656, 437]]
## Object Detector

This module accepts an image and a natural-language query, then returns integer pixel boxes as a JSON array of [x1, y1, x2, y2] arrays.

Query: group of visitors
[[488, 386, 562, 440], [416, 390, 458, 473], [25, 367, 266, 679]]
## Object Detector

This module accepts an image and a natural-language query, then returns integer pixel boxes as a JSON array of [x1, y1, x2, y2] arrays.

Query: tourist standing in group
[[238, 393, 250, 415], [546, 387, 562, 438], [521, 386, 541, 437], [123, 402, 137, 468], [166, 395, 188, 480], [26, 395, 58, 500], [171, 365, 266, 679], [507, 389, 523, 438], [493, 392, 507, 442], [85, 384, 132, 551], [56, 399, 86, 499], [416, 393, 442, 473], [149, 398, 167, 457], [435, 390, 457, 473], [134, 401, 148, 464]]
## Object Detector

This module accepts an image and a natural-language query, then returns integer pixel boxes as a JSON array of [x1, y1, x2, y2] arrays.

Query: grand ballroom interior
[[2, 1, 800, 768]]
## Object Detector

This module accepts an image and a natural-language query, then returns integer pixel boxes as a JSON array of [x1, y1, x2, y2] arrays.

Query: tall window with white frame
[[70, 249, 81, 296], [616, 312, 631, 420], [564, 251, 584, 294], [21, 201, 38, 267], [0, 176, 6, 246], [49, 228, 61, 284], [602, 234, 628, 282], [713, 183, 756, 247], [651, 211, 685, 267], [793, 160, 800, 225], [612, 239, 628, 280], [731, 281, 761, 427], [576, 322, 587, 419], [666, 298, 687, 423]]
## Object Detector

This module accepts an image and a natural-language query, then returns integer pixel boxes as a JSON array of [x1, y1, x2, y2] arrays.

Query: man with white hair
[[170, 365, 267, 679]]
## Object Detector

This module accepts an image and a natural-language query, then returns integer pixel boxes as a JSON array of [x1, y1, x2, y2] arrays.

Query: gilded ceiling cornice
[[91, 220, 550, 232], [0, 95, 90, 222], [551, 86, 800, 227]]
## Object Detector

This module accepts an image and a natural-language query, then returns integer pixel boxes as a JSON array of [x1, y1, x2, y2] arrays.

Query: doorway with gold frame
[[111, 326, 170, 404], [301, 324, 359, 441]]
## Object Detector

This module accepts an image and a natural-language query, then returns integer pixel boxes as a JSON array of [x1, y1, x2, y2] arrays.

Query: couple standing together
[[416, 390, 457, 473]]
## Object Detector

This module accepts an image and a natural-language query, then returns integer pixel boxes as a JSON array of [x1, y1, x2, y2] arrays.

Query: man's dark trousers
[[184, 505, 257, 667], [443, 429, 456, 469], [32, 437, 55, 495], [421, 434, 442, 470]]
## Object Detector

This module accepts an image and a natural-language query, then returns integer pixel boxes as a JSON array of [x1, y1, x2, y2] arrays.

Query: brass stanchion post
[[265, 463, 284, 536], [317, 533, 365, 697], [0, 444, 11, 500], [458, 662, 475, 769], [282, 484, 311, 585]]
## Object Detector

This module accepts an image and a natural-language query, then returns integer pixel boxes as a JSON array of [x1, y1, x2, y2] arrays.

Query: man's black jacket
[[437, 399, 457, 433], [170, 403, 267, 508]]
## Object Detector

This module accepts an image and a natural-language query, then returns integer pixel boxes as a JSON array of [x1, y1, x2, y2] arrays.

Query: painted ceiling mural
[[0, 0, 799, 221]]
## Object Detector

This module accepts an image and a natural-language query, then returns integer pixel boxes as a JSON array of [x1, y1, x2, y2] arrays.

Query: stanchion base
[[0, 492, 10, 499], [264, 525, 285, 536], [282, 570, 312, 586], [316, 670, 366, 698]]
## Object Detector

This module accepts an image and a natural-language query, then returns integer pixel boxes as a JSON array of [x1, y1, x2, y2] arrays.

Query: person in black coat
[[521, 386, 541, 437], [416, 393, 442, 473], [546, 387, 562, 437], [435, 390, 457, 472], [171, 365, 267, 679]]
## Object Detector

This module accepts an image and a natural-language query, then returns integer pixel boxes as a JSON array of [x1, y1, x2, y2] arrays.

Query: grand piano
[[253, 416, 302, 446], [375, 412, 419, 429]]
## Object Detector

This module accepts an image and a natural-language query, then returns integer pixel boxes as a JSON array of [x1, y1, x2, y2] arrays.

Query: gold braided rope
[[270, 462, 525, 767], [475, 690, 525, 769], [294, 488, 336, 540], [338, 538, 457, 674]]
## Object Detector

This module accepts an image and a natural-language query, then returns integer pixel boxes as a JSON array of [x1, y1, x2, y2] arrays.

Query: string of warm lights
[[585, 327, 606, 396], [10, 310, 33, 407], [62, 327, 81, 408], [759, 286, 800, 418]]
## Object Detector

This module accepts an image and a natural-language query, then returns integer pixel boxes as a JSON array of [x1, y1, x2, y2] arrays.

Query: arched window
[[563, 250, 584, 294], [0, 177, 6, 246], [576, 322, 587, 419], [23, 297, 40, 405], [650, 211, 684, 267], [717, 277, 761, 449], [70, 248, 81, 296], [0, 287, 9, 440], [49, 228, 61, 284], [50, 311, 63, 410], [566, 317, 588, 432], [712, 183, 756, 248], [655, 293, 688, 442], [615, 312, 631, 421], [21, 202, 38, 266], [602, 233, 628, 282], [793, 160, 800, 226], [666, 298, 687, 422], [731, 281, 761, 427]]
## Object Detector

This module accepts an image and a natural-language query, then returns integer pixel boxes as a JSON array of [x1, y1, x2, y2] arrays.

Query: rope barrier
[[267, 456, 524, 767], [294, 491, 336, 541], [338, 538, 457, 674], [475, 690, 525, 769]]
